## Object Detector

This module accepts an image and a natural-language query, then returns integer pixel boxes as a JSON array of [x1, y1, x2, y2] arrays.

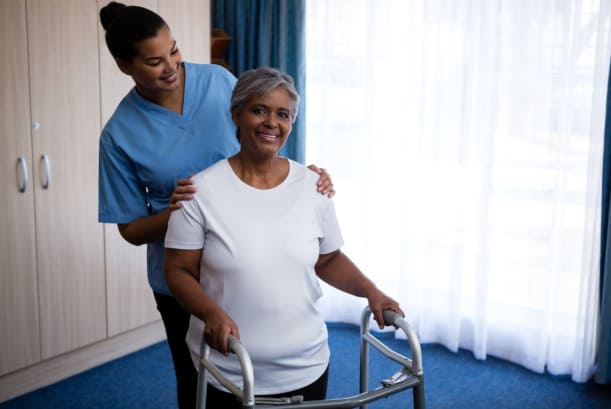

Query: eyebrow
[[251, 103, 291, 113]]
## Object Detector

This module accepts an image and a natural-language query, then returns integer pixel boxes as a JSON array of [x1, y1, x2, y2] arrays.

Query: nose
[[163, 52, 181, 73], [264, 113, 278, 128], [162, 58, 174, 72]]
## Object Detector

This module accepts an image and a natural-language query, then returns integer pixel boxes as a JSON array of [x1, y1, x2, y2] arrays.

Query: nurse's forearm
[[117, 209, 171, 246]]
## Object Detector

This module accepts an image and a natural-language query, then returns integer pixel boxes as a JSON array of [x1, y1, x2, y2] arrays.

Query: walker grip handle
[[382, 309, 403, 327]]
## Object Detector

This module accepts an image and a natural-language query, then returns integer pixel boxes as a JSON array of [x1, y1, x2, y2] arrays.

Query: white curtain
[[305, 0, 611, 382]]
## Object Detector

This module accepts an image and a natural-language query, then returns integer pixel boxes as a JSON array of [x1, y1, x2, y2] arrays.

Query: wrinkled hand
[[169, 174, 196, 211], [308, 164, 335, 198], [366, 288, 404, 330], [203, 309, 240, 356]]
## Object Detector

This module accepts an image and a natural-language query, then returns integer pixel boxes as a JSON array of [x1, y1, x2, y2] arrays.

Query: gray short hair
[[230, 67, 300, 123]]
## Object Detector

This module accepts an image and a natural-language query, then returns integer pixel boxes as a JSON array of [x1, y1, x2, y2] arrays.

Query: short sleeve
[[98, 131, 148, 223], [165, 197, 206, 250], [319, 197, 344, 254]]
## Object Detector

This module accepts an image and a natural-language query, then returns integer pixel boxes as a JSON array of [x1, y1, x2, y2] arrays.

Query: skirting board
[[0, 320, 166, 402]]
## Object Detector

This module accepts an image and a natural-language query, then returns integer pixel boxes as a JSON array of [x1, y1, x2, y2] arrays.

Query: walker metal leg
[[196, 368, 208, 409], [196, 342, 210, 409], [359, 309, 370, 409], [359, 307, 425, 409], [413, 378, 425, 409]]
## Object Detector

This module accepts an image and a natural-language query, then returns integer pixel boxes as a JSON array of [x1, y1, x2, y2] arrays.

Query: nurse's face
[[119, 26, 183, 98]]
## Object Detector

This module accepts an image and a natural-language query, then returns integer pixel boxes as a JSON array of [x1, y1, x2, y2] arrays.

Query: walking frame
[[195, 306, 425, 409]]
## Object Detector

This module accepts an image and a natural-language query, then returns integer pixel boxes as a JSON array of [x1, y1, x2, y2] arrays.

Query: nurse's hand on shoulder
[[169, 174, 196, 210], [203, 308, 240, 356], [308, 164, 336, 198]]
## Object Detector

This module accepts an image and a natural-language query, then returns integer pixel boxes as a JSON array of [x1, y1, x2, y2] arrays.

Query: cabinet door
[[97, 0, 160, 336], [27, 0, 107, 359], [0, 0, 41, 375]]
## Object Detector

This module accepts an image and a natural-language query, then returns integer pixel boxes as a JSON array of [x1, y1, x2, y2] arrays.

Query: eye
[[252, 106, 266, 115], [278, 111, 290, 120], [147, 59, 161, 67], [171, 47, 179, 55]]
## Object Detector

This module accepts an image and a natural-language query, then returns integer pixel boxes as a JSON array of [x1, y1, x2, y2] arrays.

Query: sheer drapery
[[306, 0, 611, 382]]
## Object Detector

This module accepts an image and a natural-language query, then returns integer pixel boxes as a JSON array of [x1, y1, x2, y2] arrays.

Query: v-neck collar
[[130, 62, 194, 125]]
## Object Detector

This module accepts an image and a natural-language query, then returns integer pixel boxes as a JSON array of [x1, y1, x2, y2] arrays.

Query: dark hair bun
[[99, 1, 127, 31]]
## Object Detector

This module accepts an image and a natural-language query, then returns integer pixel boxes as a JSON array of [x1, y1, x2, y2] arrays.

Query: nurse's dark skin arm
[[117, 176, 196, 245]]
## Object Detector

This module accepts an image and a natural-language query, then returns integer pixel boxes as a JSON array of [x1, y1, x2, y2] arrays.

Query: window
[[306, 0, 611, 381]]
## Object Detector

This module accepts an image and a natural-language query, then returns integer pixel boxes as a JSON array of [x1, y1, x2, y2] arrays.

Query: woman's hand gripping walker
[[196, 307, 425, 409]]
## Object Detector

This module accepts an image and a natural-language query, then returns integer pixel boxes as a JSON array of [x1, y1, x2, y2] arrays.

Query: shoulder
[[184, 61, 237, 87], [188, 159, 233, 204], [192, 159, 230, 184], [185, 61, 234, 76], [288, 160, 331, 202], [100, 90, 140, 143], [292, 160, 323, 187]]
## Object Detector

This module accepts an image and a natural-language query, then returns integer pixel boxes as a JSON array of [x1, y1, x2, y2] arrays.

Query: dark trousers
[[205, 366, 329, 409], [154, 292, 198, 409]]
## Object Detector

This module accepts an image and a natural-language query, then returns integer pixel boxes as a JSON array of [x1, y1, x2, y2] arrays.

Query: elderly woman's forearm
[[315, 250, 378, 297]]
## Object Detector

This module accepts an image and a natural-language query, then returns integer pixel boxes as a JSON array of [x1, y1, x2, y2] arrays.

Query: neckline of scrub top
[[127, 62, 196, 125]]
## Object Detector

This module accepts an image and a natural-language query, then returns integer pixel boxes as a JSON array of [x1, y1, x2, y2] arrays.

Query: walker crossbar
[[196, 307, 425, 409]]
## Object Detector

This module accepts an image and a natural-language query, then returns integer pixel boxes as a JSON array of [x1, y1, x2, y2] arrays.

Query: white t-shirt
[[165, 158, 344, 394]]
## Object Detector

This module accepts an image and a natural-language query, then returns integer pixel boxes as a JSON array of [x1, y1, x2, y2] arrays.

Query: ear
[[231, 110, 240, 127], [116, 59, 131, 76]]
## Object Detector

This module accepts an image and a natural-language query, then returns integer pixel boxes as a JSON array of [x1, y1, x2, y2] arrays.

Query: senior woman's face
[[233, 86, 293, 157]]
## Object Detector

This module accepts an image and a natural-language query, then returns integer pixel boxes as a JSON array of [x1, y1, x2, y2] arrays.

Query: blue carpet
[[2, 323, 610, 408]]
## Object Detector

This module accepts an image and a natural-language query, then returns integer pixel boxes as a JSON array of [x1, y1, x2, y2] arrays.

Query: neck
[[136, 65, 185, 114], [229, 154, 288, 189]]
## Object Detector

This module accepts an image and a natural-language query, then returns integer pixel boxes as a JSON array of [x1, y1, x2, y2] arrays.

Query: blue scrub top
[[98, 62, 239, 295]]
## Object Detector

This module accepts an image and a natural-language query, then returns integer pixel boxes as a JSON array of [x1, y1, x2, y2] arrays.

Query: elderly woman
[[164, 66, 402, 407]]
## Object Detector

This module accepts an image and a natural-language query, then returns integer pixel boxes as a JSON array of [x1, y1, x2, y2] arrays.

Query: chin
[[163, 81, 181, 92]]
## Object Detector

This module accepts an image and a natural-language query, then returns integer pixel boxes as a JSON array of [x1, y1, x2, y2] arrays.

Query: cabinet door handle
[[40, 154, 51, 190], [17, 157, 28, 193]]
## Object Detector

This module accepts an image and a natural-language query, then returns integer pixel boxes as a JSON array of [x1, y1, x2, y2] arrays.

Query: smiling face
[[117, 26, 183, 100], [233, 86, 293, 159]]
